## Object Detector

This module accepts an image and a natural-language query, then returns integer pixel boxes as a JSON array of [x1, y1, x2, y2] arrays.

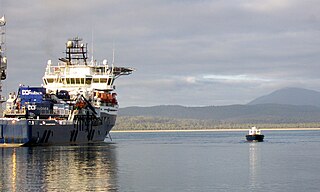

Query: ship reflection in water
[[0, 143, 118, 191], [248, 142, 262, 191]]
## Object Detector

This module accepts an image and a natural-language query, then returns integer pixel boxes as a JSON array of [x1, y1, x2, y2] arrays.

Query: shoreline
[[111, 127, 320, 133]]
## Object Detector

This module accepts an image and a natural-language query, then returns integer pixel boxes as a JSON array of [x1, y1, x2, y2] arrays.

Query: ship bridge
[[42, 37, 134, 99]]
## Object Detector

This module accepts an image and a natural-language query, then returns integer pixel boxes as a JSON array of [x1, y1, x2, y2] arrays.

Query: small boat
[[246, 126, 264, 142]]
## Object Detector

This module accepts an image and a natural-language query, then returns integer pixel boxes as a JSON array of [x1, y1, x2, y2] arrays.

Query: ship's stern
[[0, 118, 30, 146]]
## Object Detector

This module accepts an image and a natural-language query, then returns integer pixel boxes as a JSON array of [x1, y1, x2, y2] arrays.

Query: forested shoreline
[[113, 116, 320, 131]]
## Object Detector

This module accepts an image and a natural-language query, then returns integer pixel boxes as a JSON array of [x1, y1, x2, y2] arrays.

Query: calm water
[[1, 130, 320, 192]]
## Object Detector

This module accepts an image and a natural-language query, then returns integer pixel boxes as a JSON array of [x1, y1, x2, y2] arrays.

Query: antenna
[[112, 41, 115, 66], [91, 28, 94, 63], [112, 48, 115, 65]]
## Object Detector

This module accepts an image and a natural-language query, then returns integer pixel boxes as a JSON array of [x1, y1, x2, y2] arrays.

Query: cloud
[[202, 74, 274, 83], [242, 0, 291, 12], [1, 0, 320, 107]]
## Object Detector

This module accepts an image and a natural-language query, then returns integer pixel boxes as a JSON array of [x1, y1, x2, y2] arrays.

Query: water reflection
[[248, 142, 261, 191], [0, 144, 118, 191]]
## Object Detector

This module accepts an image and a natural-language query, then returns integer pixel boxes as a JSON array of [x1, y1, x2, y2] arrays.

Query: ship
[[246, 126, 264, 142], [0, 24, 133, 146]]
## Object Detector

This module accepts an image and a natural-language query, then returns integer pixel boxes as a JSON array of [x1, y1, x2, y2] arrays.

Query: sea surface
[[1, 130, 320, 192]]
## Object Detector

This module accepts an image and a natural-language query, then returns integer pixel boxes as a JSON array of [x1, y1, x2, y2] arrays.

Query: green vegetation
[[115, 104, 320, 131], [114, 116, 320, 131]]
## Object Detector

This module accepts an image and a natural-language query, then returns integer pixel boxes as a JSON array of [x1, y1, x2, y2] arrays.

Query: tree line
[[113, 116, 320, 130]]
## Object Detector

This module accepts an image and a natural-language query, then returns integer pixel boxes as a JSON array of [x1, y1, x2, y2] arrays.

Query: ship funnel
[[103, 59, 108, 65], [47, 60, 52, 65]]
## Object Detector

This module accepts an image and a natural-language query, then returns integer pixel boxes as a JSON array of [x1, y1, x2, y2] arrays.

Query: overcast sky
[[1, 0, 320, 107]]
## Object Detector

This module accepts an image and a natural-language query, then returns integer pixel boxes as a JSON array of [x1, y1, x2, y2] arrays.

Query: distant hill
[[119, 104, 320, 123], [116, 87, 320, 130], [248, 87, 320, 106]]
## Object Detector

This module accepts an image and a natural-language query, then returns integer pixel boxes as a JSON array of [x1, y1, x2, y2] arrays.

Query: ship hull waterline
[[0, 113, 116, 146]]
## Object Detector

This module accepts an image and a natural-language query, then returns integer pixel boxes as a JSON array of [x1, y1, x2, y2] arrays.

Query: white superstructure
[[248, 126, 262, 135], [42, 37, 133, 117]]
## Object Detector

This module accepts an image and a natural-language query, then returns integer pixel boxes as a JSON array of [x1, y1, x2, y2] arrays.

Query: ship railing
[[92, 100, 118, 108], [45, 65, 66, 76], [92, 71, 113, 76], [3, 108, 27, 116], [45, 66, 115, 77], [7, 109, 72, 120], [45, 61, 133, 77], [27, 119, 74, 126], [35, 109, 71, 117]]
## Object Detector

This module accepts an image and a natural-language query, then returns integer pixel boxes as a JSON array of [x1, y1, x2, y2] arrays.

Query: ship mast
[[0, 15, 7, 103], [59, 37, 88, 65]]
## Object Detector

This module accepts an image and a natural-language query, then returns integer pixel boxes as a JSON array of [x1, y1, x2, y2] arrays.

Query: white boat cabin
[[248, 126, 262, 135]]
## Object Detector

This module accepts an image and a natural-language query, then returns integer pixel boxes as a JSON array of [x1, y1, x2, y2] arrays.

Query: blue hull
[[0, 115, 116, 146], [0, 119, 29, 145]]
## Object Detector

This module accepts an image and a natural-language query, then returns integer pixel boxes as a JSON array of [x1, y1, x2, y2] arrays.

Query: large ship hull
[[0, 113, 116, 146]]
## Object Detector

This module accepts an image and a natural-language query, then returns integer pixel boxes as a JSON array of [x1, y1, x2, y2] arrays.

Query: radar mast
[[59, 37, 88, 65]]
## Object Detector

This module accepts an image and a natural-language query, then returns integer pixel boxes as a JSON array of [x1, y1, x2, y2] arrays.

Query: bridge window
[[100, 78, 107, 83], [86, 78, 92, 84]]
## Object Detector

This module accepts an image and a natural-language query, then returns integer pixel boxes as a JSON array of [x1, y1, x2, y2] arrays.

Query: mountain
[[117, 87, 320, 126], [248, 87, 320, 106], [119, 104, 320, 123]]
